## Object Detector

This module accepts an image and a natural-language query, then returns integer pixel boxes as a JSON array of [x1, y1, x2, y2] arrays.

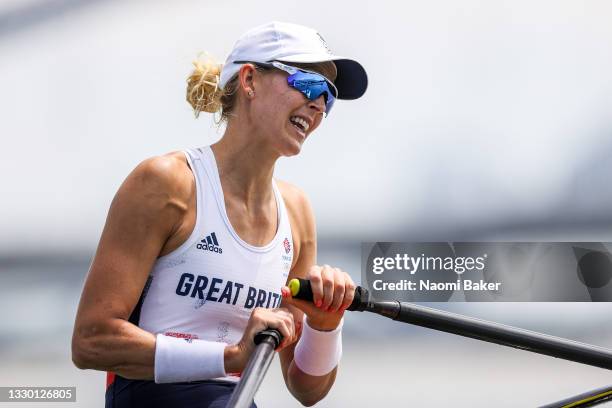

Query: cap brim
[[275, 53, 368, 100]]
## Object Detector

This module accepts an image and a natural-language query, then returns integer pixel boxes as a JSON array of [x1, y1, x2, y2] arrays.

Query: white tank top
[[132, 146, 294, 382]]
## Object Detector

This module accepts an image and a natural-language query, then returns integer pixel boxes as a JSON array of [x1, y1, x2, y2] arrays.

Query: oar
[[226, 329, 282, 408], [288, 278, 612, 370], [539, 385, 612, 408]]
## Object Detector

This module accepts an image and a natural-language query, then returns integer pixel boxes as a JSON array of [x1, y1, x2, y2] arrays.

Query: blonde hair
[[186, 54, 337, 123], [186, 54, 222, 118]]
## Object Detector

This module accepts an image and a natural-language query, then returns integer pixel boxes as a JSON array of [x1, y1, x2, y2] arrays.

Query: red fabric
[[106, 372, 115, 389]]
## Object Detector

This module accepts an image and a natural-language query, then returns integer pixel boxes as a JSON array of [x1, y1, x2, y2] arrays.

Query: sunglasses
[[234, 60, 338, 115]]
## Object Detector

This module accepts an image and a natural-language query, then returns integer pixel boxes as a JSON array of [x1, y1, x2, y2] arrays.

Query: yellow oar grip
[[288, 279, 301, 297]]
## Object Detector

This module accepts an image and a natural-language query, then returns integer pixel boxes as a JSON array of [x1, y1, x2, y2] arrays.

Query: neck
[[210, 120, 279, 207]]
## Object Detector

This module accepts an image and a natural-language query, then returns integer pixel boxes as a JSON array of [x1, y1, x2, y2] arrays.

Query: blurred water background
[[2, 0, 612, 406]]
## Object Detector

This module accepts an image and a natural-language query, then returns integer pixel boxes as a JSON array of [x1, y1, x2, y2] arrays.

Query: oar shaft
[[388, 301, 612, 370], [226, 330, 282, 408], [538, 385, 612, 408], [289, 278, 612, 370]]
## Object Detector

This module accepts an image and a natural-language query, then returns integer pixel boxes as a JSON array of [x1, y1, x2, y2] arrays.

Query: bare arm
[[72, 155, 300, 380], [71, 154, 192, 379], [277, 183, 354, 406]]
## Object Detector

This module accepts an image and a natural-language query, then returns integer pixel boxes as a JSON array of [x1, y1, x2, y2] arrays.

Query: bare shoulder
[[275, 179, 316, 240], [109, 151, 195, 236], [275, 179, 313, 216], [128, 151, 193, 201]]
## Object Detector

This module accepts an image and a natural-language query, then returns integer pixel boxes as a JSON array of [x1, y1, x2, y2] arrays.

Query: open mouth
[[289, 116, 310, 135]]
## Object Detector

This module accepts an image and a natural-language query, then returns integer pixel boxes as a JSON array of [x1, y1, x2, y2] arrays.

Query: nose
[[308, 94, 326, 115]]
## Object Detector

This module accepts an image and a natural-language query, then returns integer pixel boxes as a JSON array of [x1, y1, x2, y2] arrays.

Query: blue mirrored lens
[[287, 71, 336, 114]]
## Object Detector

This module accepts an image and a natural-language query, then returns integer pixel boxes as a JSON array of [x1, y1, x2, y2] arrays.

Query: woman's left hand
[[281, 265, 356, 331]]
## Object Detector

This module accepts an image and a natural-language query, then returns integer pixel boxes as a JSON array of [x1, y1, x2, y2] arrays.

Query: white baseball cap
[[219, 22, 368, 100]]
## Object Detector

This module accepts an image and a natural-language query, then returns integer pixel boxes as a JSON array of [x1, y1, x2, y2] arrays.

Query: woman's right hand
[[224, 307, 298, 374]]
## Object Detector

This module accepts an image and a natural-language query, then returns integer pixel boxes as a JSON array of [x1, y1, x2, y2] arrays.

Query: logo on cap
[[316, 32, 333, 54]]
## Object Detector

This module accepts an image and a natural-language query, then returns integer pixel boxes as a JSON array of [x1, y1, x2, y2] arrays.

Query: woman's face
[[248, 67, 327, 157]]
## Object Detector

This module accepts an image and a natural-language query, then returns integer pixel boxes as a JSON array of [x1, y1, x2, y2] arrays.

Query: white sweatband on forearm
[[154, 334, 226, 383], [293, 315, 343, 376]]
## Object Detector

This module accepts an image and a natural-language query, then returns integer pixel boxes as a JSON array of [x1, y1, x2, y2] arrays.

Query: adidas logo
[[196, 232, 223, 254]]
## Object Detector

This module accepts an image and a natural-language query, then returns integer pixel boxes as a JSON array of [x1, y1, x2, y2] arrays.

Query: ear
[[238, 64, 258, 98]]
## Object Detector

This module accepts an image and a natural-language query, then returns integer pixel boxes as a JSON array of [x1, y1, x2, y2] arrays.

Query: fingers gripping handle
[[288, 278, 369, 311]]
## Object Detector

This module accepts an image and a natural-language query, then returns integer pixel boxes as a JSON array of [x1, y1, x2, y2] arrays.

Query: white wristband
[[154, 334, 226, 383], [293, 315, 343, 376]]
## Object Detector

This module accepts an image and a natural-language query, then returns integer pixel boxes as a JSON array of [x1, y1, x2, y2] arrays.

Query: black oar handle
[[288, 278, 369, 311], [288, 278, 612, 370], [288, 278, 314, 301], [226, 329, 284, 408], [254, 329, 283, 348]]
